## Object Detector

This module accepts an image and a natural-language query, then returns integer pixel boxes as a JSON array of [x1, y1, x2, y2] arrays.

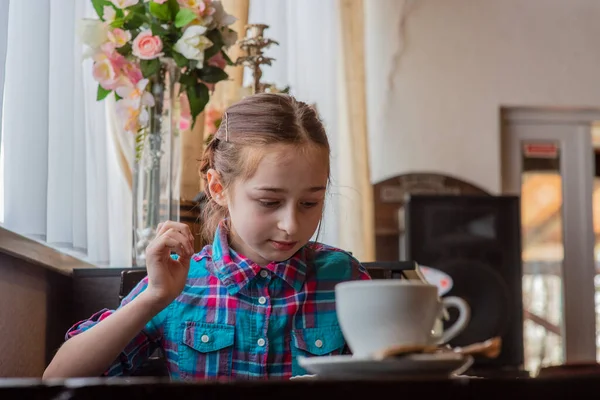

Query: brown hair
[[198, 93, 330, 245]]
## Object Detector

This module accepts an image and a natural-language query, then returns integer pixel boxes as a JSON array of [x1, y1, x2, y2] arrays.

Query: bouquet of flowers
[[79, 0, 237, 134]]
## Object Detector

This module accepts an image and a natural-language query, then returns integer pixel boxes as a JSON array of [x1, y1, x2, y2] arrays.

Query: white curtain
[[247, 0, 344, 249], [2, 0, 131, 266], [0, 0, 8, 146], [0, 0, 9, 222]]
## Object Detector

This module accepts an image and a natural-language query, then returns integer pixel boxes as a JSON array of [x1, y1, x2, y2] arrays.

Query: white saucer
[[289, 374, 317, 381], [298, 352, 473, 380]]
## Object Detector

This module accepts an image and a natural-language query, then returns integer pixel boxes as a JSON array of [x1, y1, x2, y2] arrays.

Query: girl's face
[[213, 143, 329, 267]]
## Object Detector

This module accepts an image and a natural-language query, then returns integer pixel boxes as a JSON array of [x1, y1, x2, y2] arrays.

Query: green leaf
[[151, 22, 169, 36], [175, 8, 197, 28], [149, 2, 172, 21], [123, 4, 147, 30], [179, 72, 198, 87], [124, 14, 145, 30], [97, 85, 112, 101], [115, 43, 132, 56], [140, 59, 160, 77], [221, 50, 233, 66], [186, 83, 209, 126], [204, 45, 220, 60], [109, 18, 125, 29], [204, 31, 223, 59], [91, 0, 112, 19], [199, 66, 228, 83], [188, 60, 199, 71], [167, 0, 180, 16], [206, 29, 224, 47], [128, 2, 146, 14], [172, 51, 188, 68]]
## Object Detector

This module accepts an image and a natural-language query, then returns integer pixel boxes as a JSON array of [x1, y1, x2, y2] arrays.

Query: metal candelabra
[[234, 24, 280, 94]]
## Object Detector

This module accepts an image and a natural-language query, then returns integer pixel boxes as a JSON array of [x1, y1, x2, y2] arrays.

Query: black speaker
[[403, 194, 524, 371]]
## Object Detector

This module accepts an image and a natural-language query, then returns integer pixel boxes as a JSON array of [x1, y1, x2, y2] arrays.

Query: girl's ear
[[207, 169, 228, 207]]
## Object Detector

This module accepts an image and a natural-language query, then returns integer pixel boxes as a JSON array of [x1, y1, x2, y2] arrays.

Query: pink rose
[[92, 45, 128, 90], [93, 56, 118, 90], [108, 28, 131, 48], [178, 0, 214, 16], [103, 44, 127, 78], [153, 0, 169, 3], [101, 42, 127, 70], [132, 30, 164, 60], [121, 61, 143, 85]]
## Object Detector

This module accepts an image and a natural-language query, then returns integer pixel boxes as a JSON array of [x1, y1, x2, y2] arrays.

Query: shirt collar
[[210, 221, 308, 294]]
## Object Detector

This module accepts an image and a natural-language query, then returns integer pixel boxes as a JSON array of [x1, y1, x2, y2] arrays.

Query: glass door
[[502, 108, 598, 375]]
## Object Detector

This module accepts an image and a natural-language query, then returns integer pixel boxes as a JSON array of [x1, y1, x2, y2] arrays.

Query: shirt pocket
[[179, 321, 235, 379], [291, 325, 346, 376]]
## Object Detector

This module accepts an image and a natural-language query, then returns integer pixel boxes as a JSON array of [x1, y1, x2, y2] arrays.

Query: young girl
[[43, 93, 371, 381]]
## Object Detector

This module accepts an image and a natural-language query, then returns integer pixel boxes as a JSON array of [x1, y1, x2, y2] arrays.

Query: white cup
[[335, 280, 470, 359]]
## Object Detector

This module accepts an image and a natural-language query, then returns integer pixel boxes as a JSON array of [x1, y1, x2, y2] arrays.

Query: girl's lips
[[270, 240, 297, 251]]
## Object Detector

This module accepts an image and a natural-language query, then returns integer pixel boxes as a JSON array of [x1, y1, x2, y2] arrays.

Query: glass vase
[[132, 59, 181, 267]]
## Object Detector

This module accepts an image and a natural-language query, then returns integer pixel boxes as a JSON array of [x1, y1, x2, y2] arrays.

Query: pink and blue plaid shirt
[[66, 222, 371, 380]]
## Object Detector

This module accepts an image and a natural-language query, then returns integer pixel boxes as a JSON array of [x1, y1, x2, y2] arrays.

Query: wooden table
[[2, 375, 600, 400]]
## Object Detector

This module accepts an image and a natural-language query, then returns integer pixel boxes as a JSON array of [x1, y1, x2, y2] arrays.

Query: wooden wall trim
[[0, 227, 97, 276]]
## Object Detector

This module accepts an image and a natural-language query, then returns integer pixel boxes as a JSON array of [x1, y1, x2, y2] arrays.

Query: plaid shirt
[[66, 223, 371, 380]]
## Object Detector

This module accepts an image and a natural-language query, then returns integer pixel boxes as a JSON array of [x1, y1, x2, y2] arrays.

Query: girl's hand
[[144, 221, 195, 307]]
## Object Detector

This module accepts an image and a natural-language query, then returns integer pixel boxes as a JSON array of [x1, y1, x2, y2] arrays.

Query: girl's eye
[[302, 201, 319, 208], [259, 200, 280, 208]]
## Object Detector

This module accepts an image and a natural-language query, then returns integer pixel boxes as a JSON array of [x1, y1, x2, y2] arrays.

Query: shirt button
[[201, 334, 210, 343], [257, 338, 266, 347], [260, 270, 269, 278], [315, 339, 323, 348], [258, 296, 267, 305]]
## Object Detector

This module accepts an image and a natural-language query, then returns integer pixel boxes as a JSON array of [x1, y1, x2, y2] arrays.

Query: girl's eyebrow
[[254, 186, 327, 193]]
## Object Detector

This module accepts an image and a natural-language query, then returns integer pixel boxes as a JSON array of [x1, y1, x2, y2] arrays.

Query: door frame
[[501, 107, 599, 364]]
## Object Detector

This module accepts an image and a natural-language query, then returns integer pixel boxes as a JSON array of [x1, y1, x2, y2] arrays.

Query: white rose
[[174, 25, 213, 68], [77, 19, 109, 50]]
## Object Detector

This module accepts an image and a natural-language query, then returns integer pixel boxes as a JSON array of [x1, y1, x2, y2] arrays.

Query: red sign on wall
[[523, 143, 559, 159]]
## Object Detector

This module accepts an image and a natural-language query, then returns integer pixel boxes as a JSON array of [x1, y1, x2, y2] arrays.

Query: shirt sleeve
[[351, 257, 372, 281], [65, 276, 166, 377]]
